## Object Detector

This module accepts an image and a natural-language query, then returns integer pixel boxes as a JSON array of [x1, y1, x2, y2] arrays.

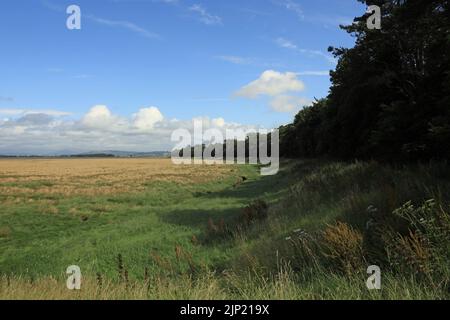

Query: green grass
[[0, 164, 285, 279], [0, 159, 449, 299]]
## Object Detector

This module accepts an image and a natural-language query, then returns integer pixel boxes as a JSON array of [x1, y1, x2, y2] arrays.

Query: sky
[[0, 0, 366, 154]]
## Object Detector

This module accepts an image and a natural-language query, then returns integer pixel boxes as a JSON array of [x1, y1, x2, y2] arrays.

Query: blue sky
[[0, 0, 366, 153]]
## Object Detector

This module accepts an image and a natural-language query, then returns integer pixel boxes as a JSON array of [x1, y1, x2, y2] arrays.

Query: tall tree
[[281, 0, 450, 161]]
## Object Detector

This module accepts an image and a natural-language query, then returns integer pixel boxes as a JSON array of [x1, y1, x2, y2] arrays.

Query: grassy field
[[0, 158, 264, 277], [0, 158, 449, 299]]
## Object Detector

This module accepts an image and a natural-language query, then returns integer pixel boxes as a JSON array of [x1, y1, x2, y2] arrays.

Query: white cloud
[[270, 95, 311, 113], [216, 55, 283, 68], [42, 1, 160, 39], [235, 70, 312, 113], [0, 105, 257, 154], [87, 15, 160, 39], [276, 37, 298, 50], [212, 117, 225, 128], [304, 14, 354, 27], [216, 55, 249, 65], [276, 37, 337, 65], [82, 105, 113, 128], [133, 107, 164, 131], [297, 71, 329, 76], [273, 1, 352, 27], [274, 0, 304, 20], [189, 4, 222, 25], [0, 108, 72, 117], [235, 70, 305, 98], [81, 105, 128, 130], [73, 74, 94, 79]]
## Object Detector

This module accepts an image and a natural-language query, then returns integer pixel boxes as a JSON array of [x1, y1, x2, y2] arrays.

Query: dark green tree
[[280, 0, 450, 161]]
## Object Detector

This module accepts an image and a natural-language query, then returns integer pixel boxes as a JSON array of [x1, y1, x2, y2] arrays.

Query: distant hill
[[0, 150, 171, 158], [71, 150, 171, 158]]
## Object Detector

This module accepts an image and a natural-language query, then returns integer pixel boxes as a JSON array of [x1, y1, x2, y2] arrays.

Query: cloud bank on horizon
[[0, 105, 256, 155]]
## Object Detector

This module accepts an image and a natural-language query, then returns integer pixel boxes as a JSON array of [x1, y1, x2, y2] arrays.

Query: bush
[[321, 222, 365, 274]]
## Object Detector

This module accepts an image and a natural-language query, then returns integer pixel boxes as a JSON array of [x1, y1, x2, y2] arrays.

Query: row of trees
[[176, 133, 274, 160], [280, 0, 450, 161]]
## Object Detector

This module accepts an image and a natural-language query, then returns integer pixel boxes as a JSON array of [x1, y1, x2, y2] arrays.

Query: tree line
[[280, 0, 450, 161]]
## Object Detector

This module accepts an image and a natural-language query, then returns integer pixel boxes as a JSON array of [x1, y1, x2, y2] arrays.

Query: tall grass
[[213, 160, 450, 299], [1, 159, 449, 299], [0, 268, 443, 300]]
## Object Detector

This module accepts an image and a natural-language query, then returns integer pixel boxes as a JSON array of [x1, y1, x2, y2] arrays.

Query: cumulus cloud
[[81, 105, 126, 130], [133, 107, 164, 131], [235, 70, 312, 113], [270, 95, 312, 113], [212, 117, 225, 128], [235, 70, 305, 98]]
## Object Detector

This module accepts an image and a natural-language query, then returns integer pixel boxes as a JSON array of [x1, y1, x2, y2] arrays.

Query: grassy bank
[[0, 159, 449, 299]]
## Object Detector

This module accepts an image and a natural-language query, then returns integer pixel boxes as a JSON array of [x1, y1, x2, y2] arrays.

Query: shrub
[[321, 222, 365, 274]]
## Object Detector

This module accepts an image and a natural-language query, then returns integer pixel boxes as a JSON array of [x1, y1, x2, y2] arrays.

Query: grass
[[0, 271, 442, 300], [0, 159, 264, 278], [0, 158, 449, 299]]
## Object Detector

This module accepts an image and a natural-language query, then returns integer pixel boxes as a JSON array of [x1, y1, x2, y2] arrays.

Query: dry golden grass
[[0, 226, 11, 238], [321, 222, 365, 274], [0, 158, 231, 198], [0, 275, 227, 300]]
